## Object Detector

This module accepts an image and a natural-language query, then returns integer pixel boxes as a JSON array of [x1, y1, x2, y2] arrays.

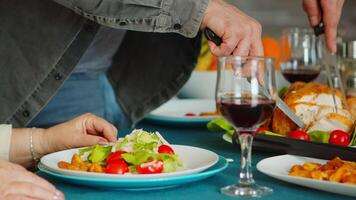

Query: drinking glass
[[280, 27, 323, 83], [217, 56, 276, 197]]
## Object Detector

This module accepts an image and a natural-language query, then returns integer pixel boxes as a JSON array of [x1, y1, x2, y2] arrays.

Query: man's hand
[[0, 160, 64, 200], [200, 0, 263, 57], [303, 0, 344, 53], [41, 113, 118, 155]]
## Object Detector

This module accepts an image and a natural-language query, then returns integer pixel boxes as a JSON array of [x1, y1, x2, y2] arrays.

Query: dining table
[[38, 121, 355, 200]]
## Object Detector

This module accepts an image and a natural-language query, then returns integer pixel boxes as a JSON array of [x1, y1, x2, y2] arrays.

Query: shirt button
[[54, 73, 62, 80], [22, 110, 30, 117], [119, 21, 127, 26], [173, 24, 182, 30]]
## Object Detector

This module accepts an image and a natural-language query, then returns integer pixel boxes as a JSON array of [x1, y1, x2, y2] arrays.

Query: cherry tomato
[[288, 130, 310, 141], [158, 144, 175, 154], [256, 127, 268, 134], [105, 160, 129, 174], [106, 151, 127, 164], [136, 160, 164, 174], [185, 112, 196, 117], [329, 130, 350, 146]]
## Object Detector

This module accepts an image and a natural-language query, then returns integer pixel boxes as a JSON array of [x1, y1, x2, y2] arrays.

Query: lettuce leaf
[[79, 145, 112, 163], [207, 118, 234, 136], [308, 131, 330, 143]]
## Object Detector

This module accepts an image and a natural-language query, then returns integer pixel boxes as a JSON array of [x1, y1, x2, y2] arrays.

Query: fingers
[[82, 113, 118, 142], [203, 0, 263, 57], [303, 0, 322, 26], [209, 32, 239, 56], [25, 171, 57, 192], [232, 39, 249, 57], [320, 0, 344, 53], [4, 182, 64, 200]]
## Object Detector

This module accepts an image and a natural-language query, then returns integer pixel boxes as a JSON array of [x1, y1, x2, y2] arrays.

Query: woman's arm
[[8, 113, 117, 168]]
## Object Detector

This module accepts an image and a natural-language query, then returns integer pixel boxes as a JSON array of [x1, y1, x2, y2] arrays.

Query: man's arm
[[303, 0, 344, 53], [53, 0, 263, 57], [53, 0, 209, 38]]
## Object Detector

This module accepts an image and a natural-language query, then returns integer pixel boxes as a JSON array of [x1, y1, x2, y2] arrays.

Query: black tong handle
[[204, 28, 222, 46]]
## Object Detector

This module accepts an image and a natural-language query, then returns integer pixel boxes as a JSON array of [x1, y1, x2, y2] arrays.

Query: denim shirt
[[0, 0, 204, 127]]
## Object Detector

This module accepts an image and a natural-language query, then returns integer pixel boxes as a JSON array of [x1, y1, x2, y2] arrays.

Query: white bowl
[[178, 71, 217, 99]]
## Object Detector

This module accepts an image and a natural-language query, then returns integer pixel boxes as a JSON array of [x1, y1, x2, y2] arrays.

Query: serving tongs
[[204, 28, 306, 129]]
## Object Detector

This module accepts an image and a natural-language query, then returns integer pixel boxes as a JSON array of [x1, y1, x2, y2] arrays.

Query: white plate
[[40, 145, 219, 180], [257, 155, 356, 197], [145, 99, 218, 125]]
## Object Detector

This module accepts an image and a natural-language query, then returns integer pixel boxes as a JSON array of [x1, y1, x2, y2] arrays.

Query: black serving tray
[[232, 132, 356, 161]]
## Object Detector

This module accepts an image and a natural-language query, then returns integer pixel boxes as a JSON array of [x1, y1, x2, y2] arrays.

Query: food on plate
[[206, 82, 356, 147], [58, 129, 182, 174], [289, 157, 356, 185], [184, 111, 220, 117], [272, 82, 354, 136]]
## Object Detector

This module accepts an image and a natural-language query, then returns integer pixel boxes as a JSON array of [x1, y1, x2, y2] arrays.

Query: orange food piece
[[262, 37, 281, 71], [289, 157, 356, 185]]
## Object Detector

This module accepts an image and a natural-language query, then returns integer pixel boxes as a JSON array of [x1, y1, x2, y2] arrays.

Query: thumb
[[75, 135, 109, 147]]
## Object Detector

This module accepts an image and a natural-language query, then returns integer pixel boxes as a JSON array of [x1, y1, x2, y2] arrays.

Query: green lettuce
[[115, 129, 163, 152], [207, 118, 234, 136], [308, 131, 330, 143], [79, 145, 112, 163]]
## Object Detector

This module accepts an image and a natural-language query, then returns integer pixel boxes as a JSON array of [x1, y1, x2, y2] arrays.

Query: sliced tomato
[[185, 112, 196, 117], [329, 130, 350, 146], [106, 151, 127, 164], [105, 160, 129, 174], [136, 160, 164, 174], [288, 130, 310, 141], [256, 127, 268, 134], [158, 144, 175, 154]]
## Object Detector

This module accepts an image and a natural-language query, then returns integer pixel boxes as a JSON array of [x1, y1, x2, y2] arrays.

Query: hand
[[200, 0, 263, 57], [40, 113, 118, 155], [302, 0, 345, 53], [0, 160, 64, 200]]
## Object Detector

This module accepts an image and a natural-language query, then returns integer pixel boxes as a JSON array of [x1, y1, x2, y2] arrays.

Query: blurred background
[[227, 0, 356, 40]]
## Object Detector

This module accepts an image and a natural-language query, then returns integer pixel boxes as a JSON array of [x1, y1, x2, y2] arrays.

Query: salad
[[58, 129, 182, 174], [207, 118, 356, 147]]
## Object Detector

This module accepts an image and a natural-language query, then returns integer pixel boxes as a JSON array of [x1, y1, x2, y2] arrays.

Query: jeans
[[28, 72, 128, 129]]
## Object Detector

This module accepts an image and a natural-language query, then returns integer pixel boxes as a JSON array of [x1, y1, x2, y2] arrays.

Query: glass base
[[220, 183, 273, 198]]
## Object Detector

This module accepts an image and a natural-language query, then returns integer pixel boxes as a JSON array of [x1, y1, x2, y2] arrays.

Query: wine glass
[[216, 56, 276, 197], [280, 27, 323, 83]]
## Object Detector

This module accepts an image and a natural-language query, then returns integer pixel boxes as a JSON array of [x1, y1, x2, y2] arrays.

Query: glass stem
[[238, 133, 255, 186]]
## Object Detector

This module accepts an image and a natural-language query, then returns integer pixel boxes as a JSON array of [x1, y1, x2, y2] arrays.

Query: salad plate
[[257, 155, 356, 197], [145, 99, 218, 125], [40, 145, 219, 180], [38, 156, 228, 191]]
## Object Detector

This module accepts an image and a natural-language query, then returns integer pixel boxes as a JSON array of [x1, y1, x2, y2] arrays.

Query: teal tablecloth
[[39, 122, 355, 200]]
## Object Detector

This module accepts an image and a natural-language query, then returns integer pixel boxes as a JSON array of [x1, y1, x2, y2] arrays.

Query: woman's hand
[[0, 160, 64, 200], [41, 113, 118, 155], [303, 0, 344, 53], [200, 0, 263, 57]]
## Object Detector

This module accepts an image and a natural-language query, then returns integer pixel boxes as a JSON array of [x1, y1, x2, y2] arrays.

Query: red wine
[[217, 97, 275, 129], [282, 69, 320, 83]]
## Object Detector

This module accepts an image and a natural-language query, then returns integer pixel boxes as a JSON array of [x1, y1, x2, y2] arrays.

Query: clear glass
[[216, 56, 276, 197], [280, 27, 324, 83]]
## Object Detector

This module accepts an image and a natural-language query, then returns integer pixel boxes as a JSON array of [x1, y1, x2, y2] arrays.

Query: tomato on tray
[[256, 127, 268, 134], [158, 145, 175, 154], [288, 130, 310, 141], [329, 130, 350, 146], [136, 160, 164, 174]]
